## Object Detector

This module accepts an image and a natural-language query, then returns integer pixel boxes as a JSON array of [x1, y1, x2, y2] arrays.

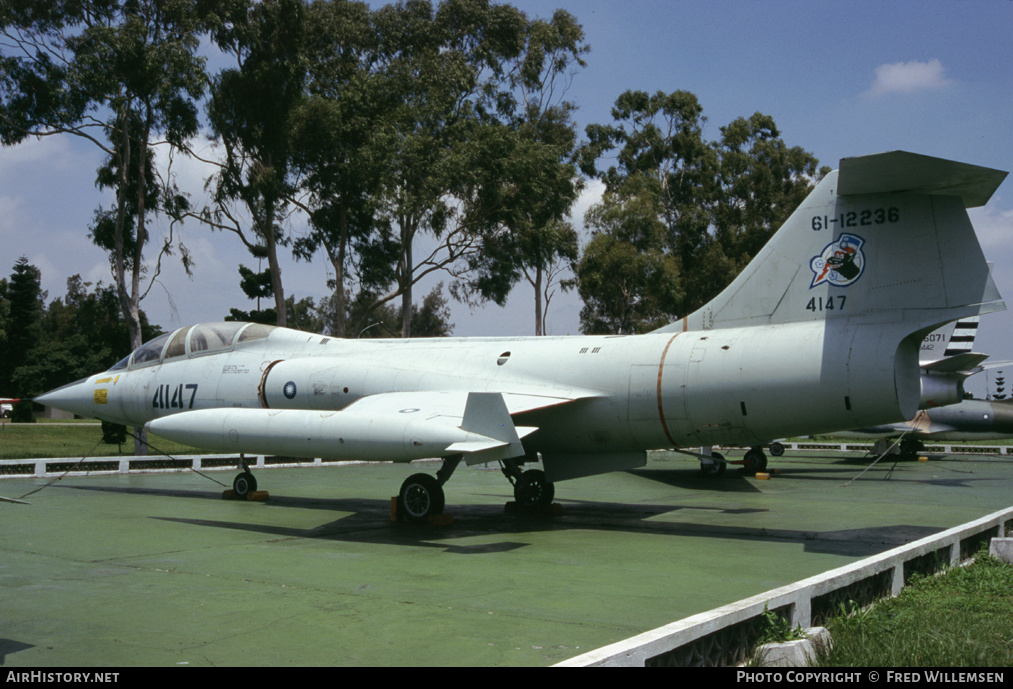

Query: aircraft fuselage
[[54, 318, 915, 463]]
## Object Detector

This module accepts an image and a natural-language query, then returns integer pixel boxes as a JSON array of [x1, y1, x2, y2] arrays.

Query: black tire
[[700, 453, 726, 477], [769, 442, 785, 457], [743, 448, 768, 472], [398, 473, 445, 523], [514, 469, 555, 510], [899, 437, 922, 460], [233, 471, 257, 497]]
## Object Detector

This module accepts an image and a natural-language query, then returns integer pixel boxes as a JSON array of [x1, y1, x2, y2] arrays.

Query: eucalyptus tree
[[2, 1, 207, 450], [712, 112, 829, 269], [203, 0, 307, 328], [289, 0, 389, 338], [457, 9, 587, 335], [574, 174, 682, 334], [0, 0, 206, 352], [292, 1, 587, 338], [365, 0, 533, 338], [576, 90, 714, 329], [576, 90, 825, 331]]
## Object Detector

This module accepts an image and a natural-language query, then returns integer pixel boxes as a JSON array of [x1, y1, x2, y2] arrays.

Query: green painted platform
[[2, 449, 1012, 667]]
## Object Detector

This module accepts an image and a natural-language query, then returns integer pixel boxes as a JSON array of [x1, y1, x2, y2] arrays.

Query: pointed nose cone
[[35, 376, 101, 419]]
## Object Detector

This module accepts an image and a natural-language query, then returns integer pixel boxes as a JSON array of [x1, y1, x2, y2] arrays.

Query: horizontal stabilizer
[[922, 352, 990, 374], [839, 151, 1007, 208]]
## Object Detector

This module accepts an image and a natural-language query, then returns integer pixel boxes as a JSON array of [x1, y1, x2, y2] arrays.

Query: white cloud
[[570, 177, 605, 238], [970, 195, 1013, 256], [865, 58, 954, 97]]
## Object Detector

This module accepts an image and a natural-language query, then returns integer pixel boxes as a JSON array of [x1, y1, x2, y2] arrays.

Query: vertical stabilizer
[[656, 151, 1006, 335]]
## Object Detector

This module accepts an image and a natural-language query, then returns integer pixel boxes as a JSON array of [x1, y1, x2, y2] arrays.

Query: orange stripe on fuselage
[[656, 332, 682, 446]]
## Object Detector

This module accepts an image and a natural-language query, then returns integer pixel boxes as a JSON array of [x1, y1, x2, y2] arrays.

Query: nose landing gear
[[233, 470, 257, 497], [227, 455, 267, 500]]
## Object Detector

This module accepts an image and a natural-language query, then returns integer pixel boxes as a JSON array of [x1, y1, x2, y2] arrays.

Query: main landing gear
[[397, 456, 460, 523], [502, 458, 555, 512], [395, 455, 557, 523], [742, 446, 769, 473], [699, 452, 726, 476], [872, 436, 924, 461], [698, 444, 778, 477], [225, 452, 559, 521]]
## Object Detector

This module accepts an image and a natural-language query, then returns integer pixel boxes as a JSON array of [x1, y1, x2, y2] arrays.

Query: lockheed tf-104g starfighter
[[37, 151, 1008, 521]]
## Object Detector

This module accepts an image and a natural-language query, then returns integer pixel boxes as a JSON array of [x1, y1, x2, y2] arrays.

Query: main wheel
[[743, 448, 768, 472], [700, 453, 726, 477], [899, 437, 922, 460], [769, 442, 785, 457], [513, 469, 555, 510], [233, 471, 257, 497], [398, 473, 445, 523]]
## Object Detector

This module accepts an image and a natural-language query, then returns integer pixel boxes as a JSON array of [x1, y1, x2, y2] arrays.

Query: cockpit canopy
[[109, 322, 276, 371]]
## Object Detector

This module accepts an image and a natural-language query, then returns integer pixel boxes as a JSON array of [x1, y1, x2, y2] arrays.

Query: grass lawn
[[818, 553, 1013, 667], [0, 419, 205, 460]]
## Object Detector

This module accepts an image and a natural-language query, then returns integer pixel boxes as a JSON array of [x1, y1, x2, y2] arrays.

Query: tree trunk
[[265, 204, 286, 327], [533, 264, 544, 336], [325, 205, 349, 338], [400, 220, 413, 338]]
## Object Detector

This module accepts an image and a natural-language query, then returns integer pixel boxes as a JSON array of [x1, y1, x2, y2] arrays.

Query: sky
[[2, 0, 1012, 393]]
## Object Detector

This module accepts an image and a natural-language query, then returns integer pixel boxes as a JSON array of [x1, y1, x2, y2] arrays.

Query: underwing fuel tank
[[147, 406, 525, 463]]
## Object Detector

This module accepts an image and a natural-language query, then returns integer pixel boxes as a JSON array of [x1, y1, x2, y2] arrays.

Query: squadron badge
[[810, 233, 865, 288]]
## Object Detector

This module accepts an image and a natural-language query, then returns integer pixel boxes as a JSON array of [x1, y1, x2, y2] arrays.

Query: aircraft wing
[[338, 388, 596, 462], [340, 388, 594, 418]]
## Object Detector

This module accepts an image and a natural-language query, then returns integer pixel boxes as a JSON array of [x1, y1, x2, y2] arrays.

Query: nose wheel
[[397, 473, 446, 523], [233, 470, 257, 497]]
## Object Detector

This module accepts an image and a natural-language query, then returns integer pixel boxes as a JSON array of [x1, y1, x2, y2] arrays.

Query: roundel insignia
[[810, 233, 866, 288], [283, 381, 297, 399]]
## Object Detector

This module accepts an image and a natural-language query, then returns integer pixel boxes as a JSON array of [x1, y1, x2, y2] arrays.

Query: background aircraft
[[37, 151, 1007, 521], [832, 304, 1013, 458], [846, 399, 1013, 460]]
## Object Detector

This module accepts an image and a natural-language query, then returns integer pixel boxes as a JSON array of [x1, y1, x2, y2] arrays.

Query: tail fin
[[656, 151, 1006, 334], [921, 316, 980, 362], [919, 263, 995, 364]]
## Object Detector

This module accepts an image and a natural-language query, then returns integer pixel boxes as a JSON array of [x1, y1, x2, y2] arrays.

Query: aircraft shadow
[[62, 482, 941, 558], [757, 463, 992, 489], [626, 468, 764, 492], [0, 638, 34, 666]]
